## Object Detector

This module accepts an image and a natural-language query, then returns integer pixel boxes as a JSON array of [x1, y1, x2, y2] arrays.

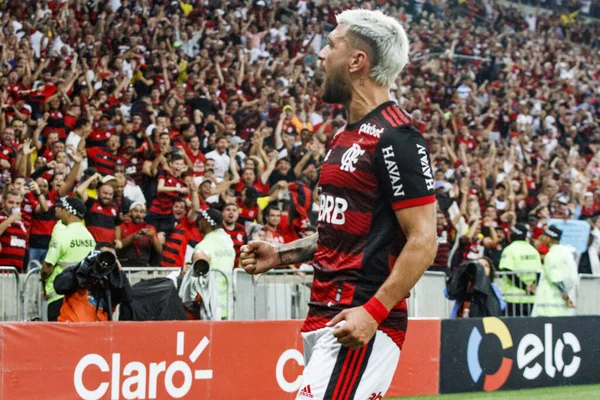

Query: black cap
[[56, 197, 87, 219], [543, 226, 563, 241], [510, 223, 529, 241], [199, 208, 222, 228]]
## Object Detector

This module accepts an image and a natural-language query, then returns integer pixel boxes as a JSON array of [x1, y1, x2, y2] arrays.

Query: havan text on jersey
[[382, 145, 405, 197]]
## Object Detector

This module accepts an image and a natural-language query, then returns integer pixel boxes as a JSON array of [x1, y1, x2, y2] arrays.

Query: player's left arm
[[371, 203, 438, 310]]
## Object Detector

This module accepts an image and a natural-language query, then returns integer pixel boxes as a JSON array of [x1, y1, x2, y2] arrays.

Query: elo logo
[[466, 318, 582, 392], [467, 317, 513, 391]]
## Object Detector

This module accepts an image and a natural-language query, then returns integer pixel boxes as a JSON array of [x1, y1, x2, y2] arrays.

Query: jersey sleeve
[[374, 127, 436, 210], [86, 147, 100, 162]]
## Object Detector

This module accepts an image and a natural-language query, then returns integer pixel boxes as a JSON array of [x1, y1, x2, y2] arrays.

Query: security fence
[[4, 267, 600, 322], [0, 267, 20, 321]]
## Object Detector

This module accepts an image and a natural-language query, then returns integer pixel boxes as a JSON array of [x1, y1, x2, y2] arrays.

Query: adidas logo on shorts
[[298, 385, 314, 398]]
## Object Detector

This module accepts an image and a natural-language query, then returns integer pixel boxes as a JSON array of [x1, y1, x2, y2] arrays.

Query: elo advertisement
[[439, 316, 600, 393]]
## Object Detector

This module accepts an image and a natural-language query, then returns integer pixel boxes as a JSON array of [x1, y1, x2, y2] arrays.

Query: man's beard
[[321, 67, 352, 105]]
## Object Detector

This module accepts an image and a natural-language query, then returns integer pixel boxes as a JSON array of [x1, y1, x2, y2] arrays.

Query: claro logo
[[466, 317, 581, 391], [73, 332, 213, 400]]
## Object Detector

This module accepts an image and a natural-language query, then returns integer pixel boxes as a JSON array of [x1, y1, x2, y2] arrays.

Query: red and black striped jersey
[[184, 146, 206, 178], [0, 211, 30, 272], [88, 129, 115, 148], [84, 199, 119, 243], [304, 101, 436, 349], [0, 144, 17, 167], [223, 223, 247, 268], [87, 147, 129, 176], [20, 191, 39, 232], [161, 217, 198, 267], [123, 152, 144, 185], [30, 190, 60, 248], [149, 170, 185, 215], [237, 199, 259, 224], [43, 111, 67, 139]]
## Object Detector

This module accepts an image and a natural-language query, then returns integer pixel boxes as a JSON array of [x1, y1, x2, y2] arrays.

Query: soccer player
[[240, 9, 437, 400]]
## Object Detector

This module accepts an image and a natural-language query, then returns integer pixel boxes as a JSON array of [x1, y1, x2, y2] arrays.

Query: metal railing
[[232, 268, 314, 321], [22, 263, 43, 321], [4, 266, 600, 322], [409, 271, 453, 319], [575, 274, 600, 316], [0, 267, 20, 321]]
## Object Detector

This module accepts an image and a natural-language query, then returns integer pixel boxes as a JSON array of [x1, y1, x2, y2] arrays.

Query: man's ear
[[348, 50, 368, 75]]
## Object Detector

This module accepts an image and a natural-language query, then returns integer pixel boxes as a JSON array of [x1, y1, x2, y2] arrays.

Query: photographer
[[115, 202, 162, 266], [180, 209, 235, 320], [445, 257, 506, 318], [42, 197, 96, 321], [54, 243, 132, 322]]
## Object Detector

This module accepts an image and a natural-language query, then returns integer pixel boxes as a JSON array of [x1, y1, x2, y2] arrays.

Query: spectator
[[263, 205, 285, 244], [146, 153, 188, 232], [112, 174, 133, 220], [205, 137, 230, 180], [222, 202, 247, 269], [87, 134, 128, 176], [28, 158, 86, 264], [115, 203, 162, 267], [0, 190, 28, 272], [76, 178, 119, 243], [160, 185, 201, 268]]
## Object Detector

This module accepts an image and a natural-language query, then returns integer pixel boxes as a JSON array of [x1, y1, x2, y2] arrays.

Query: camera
[[192, 259, 210, 277], [93, 251, 118, 278]]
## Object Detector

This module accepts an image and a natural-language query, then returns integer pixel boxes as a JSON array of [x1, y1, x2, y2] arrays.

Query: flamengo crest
[[340, 143, 365, 173]]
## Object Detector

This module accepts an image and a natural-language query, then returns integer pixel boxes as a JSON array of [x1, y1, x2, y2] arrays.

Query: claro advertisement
[[0, 320, 440, 399], [440, 316, 600, 393]]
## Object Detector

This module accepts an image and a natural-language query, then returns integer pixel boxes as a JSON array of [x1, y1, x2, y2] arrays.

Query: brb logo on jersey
[[466, 317, 581, 391], [340, 143, 364, 173], [318, 195, 348, 225]]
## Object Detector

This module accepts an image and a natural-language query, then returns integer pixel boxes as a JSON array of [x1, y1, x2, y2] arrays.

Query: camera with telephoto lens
[[192, 259, 210, 277], [93, 251, 118, 278]]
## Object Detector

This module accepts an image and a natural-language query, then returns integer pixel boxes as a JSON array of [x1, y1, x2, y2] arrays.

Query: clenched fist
[[240, 240, 280, 274]]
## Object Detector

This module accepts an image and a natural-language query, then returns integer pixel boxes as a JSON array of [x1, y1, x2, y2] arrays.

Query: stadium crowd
[[0, 0, 598, 289]]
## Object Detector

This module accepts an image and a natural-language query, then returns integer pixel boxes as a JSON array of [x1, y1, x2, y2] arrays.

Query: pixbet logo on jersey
[[466, 317, 581, 391], [358, 123, 384, 138], [73, 332, 213, 400]]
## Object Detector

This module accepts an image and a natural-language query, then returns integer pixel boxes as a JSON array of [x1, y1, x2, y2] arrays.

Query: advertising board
[[0, 319, 439, 399]]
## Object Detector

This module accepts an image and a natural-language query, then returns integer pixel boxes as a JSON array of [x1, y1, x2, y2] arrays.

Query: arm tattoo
[[277, 233, 318, 266]]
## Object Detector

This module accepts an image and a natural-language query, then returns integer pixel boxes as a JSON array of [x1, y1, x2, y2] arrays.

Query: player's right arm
[[240, 233, 318, 274]]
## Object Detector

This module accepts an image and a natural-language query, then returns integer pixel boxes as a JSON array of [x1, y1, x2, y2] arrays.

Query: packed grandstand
[[0, 0, 599, 317]]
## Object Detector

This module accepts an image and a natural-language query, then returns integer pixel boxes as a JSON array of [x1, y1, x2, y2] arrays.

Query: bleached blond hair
[[336, 9, 409, 87]]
